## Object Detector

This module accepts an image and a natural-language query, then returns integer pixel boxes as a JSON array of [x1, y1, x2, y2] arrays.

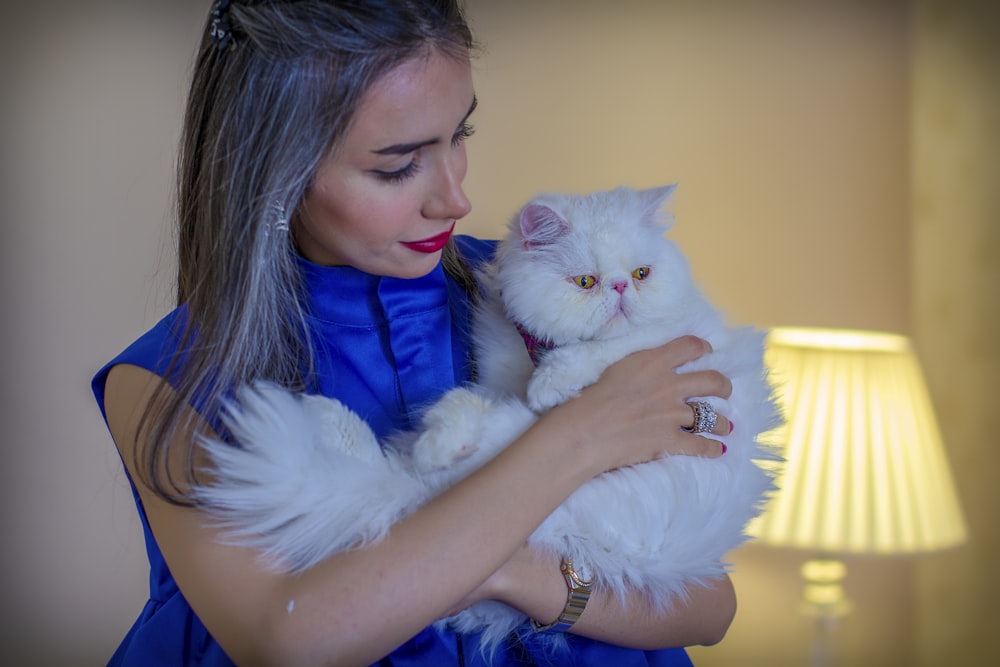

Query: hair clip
[[210, 0, 235, 51]]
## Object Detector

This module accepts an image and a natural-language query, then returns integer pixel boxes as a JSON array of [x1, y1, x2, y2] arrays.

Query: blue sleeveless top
[[92, 236, 694, 667]]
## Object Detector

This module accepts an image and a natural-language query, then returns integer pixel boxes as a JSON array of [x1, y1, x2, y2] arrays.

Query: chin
[[382, 251, 443, 280]]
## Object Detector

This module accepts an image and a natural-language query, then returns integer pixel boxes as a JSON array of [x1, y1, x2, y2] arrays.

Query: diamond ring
[[685, 401, 718, 434]]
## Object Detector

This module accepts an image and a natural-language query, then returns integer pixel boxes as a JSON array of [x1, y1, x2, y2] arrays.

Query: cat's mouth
[[610, 297, 633, 322], [597, 308, 633, 337]]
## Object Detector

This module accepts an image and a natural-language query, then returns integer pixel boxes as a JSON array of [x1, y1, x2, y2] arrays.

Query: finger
[[661, 335, 713, 369], [677, 369, 732, 400], [711, 413, 733, 437], [660, 432, 727, 459]]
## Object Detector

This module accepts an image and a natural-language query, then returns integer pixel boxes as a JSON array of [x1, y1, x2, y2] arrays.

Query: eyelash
[[452, 121, 476, 146], [374, 122, 476, 184], [375, 161, 421, 184]]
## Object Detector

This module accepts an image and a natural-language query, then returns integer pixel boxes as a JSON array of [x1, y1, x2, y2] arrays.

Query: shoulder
[[92, 306, 189, 416]]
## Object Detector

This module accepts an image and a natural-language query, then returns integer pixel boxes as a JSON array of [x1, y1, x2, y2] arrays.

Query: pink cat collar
[[514, 321, 555, 366]]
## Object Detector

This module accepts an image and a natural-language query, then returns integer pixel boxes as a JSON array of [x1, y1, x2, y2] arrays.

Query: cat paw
[[526, 369, 580, 411], [410, 389, 490, 472], [302, 395, 383, 464], [411, 433, 479, 472]]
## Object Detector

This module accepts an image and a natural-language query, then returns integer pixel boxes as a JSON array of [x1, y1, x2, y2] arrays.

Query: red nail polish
[[721, 443, 728, 455], [728, 421, 735, 435]]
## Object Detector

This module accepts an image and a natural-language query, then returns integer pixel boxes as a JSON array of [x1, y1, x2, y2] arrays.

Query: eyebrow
[[371, 96, 478, 156]]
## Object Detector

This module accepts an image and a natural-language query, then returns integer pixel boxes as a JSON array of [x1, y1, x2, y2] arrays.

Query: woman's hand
[[552, 335, 732, 477]]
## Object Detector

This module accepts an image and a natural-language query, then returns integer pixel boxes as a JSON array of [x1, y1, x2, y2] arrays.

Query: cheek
[[455, 145, 470, 181], [312, 187, 383, 238], [358, 196, 416, 239], [302, 178, 347, 224]]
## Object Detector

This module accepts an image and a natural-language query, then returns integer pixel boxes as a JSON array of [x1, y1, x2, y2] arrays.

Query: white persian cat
[[196, 184, 781, 650]]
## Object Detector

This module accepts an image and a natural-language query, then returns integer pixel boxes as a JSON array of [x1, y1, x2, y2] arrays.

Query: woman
[[94, 1, 736, 665]]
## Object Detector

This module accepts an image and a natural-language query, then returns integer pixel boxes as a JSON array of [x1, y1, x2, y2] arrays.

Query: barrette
[[210, 0, 235, 51]]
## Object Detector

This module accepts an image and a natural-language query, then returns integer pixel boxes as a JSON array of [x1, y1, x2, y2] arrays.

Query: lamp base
[[800, 558, 851, 667], [800, 558, 852, 618]]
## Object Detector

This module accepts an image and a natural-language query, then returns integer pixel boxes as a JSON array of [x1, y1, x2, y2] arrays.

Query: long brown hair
[[139, 0, 476, 504]]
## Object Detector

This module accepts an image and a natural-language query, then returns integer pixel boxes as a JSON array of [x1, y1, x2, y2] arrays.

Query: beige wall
[[911, 2, 1000, 666], [463, 0, 911, 334], [2, 1, 202, 664], [3, 1, 994, 665]]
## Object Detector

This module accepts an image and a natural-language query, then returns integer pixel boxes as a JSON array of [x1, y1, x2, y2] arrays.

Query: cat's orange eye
[[632, 266, 652, 280], [573, 275, 598, 289]]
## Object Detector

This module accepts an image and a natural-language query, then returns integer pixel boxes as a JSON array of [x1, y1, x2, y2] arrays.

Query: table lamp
[[749, 327, 967, 666]]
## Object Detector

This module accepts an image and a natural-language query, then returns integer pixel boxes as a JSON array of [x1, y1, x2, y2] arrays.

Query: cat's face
[[496, 185, 695, 346]]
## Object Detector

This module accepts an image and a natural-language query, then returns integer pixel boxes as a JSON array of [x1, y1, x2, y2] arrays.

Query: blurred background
[[1, 1, 996, 665]]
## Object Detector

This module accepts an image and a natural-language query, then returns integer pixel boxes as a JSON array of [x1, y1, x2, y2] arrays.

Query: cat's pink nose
[[611, 280, 628, 294]]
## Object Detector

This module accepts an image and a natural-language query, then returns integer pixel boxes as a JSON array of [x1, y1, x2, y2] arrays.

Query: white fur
[[195, 184, 782, 654]]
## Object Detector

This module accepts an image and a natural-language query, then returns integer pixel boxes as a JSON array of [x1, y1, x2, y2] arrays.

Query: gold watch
[[530, 557, 593, 633]]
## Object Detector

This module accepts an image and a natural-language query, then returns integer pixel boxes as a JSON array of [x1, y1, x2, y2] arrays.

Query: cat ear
[[637, 184, 678, 229], [518, 203, 570, 248]]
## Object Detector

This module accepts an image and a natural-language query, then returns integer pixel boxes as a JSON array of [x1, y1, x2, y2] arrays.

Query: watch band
[[530, 557, 593, 633]]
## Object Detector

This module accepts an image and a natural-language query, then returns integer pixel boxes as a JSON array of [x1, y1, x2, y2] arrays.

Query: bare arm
[[104, 336, 732, 666], [455, 543, 735, 651]]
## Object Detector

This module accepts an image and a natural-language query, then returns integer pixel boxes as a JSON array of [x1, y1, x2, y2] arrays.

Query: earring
[[265, 201, 289, 237], [273, 201, 290, 233]]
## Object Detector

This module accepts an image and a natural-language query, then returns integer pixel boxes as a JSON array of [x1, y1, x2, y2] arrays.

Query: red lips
[[401, 223, 454, 253]]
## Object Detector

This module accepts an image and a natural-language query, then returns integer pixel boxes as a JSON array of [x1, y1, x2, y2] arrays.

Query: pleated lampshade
[[749, 327, 967, 555]]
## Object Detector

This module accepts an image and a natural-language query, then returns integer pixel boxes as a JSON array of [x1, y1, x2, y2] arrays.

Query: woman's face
[[294, 49, 476, 278]]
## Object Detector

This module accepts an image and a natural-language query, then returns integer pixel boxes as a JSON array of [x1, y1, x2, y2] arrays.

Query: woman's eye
[[452, 122, 475, 147], [373, 159, 421, 183], [573, 275, 598, 289], [632, 266, 651, 280]]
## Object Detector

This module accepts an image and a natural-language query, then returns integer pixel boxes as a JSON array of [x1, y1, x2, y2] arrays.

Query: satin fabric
[[91, 235, 693, 666]]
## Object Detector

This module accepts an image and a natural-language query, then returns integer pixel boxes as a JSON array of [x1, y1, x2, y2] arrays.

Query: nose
[[424, 148, 472, 222], [611, 280, 628, 294]]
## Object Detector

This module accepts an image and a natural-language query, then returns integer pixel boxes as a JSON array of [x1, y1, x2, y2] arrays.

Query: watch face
[[574, 559, 593, 585]]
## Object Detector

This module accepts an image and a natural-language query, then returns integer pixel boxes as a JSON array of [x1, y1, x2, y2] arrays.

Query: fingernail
[[728, 421, 735, 435], [720, 443, 728, 455]]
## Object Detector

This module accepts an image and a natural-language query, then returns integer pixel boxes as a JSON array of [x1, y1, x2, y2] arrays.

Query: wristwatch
[[530, 557, 594, 633]]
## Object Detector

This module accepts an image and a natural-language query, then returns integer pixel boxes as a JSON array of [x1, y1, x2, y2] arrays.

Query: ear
[[519, 203, 570, 248], [637, 184, 678, 229]]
